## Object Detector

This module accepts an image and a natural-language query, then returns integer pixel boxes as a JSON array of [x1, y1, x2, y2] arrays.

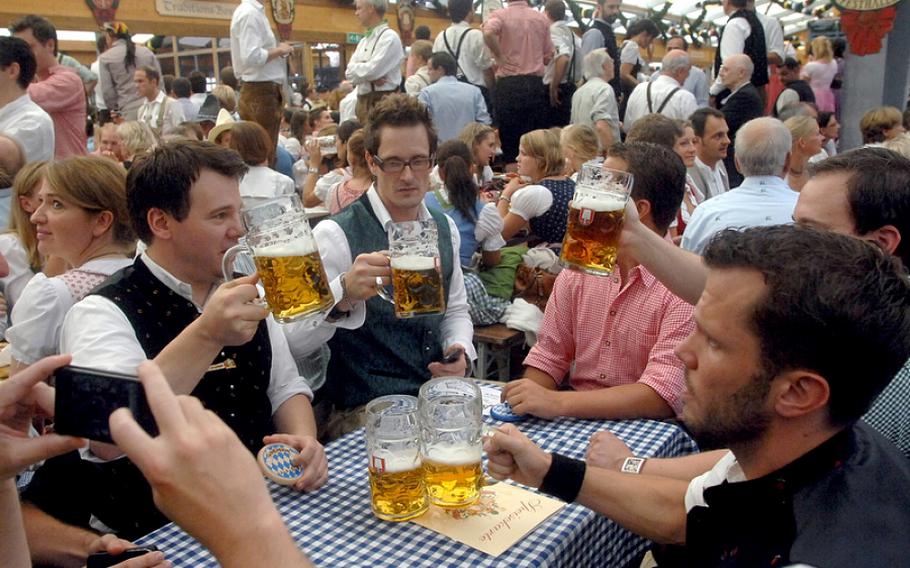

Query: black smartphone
[[53, 365, 158, 444], [86, 546, 159, 568], [440, 347, 465, 365]]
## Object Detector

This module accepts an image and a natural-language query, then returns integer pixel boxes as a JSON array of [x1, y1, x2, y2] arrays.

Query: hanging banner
[[85, 0, 120, 25], [270, 0, 295, 41], [833, 0, 903, 56]]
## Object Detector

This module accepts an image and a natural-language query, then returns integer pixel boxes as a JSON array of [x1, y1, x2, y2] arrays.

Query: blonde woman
[[458, 123, 497, 186], [116, 120, 157, 168], [784, 116, 825, 191], [860, 106, 905, 144], [560, 124, 601, 180], [7, 157, 135, 372], [802, 37, 838, 112], [211, 84, 238, 114]]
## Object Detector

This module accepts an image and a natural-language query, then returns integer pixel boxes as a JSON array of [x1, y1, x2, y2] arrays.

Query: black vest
[[714, 10, 769, 87], [773, 80, 816, 116], [591, 20, 622, 98]]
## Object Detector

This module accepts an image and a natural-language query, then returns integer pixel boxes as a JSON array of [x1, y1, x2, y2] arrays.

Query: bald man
[[715, 53, 763, 187], [623, 49, 698, 132]]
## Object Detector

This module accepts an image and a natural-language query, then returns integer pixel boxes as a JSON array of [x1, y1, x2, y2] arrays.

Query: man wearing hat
[[773, 57, 816, 117]]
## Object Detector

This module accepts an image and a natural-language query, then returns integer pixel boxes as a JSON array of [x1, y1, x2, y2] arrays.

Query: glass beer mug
[[222, 195, 334, 324], [559, 164, 634, 276], [365, 395, 429, 522], [377, 220, 446, 318], [418, 377, 484, 508]]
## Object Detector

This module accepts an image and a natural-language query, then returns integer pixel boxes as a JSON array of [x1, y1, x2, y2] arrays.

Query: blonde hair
[[860, 106, 903, 144], [520, 129, 565, 178], [458, 122, 496, 169], [784, 115, 819, 142], [117, 121, 157, 159], [42, 157, 135, 247], [882, 133, 910, 159], [810, 36, 833, 62], [8, 161, 46, 270], [212, 84, 237, 113], [561, 124, 601, 163]]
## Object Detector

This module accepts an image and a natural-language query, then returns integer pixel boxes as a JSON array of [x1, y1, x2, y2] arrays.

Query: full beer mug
[[365, 395, 429, 522], [222, 195, 334, 324], [377, 220, 446, 318], [418, 377, 484, 508], [559, 164, 634, 276]]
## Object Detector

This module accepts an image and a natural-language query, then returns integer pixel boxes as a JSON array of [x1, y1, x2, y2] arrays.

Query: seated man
[[22, 140, 328, 543], [487, 224, 910, 567], [502, 142, 693, 420]]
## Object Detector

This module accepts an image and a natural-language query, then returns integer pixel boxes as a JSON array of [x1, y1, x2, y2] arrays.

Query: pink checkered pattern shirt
[[523, 266, 694, 415]]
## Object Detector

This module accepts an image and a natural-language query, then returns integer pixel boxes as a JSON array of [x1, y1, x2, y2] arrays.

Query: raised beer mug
[[376, 219, 446, 318], [418, 377, 484, 508], [559, 164, 634, 276], [365, 395, 429, 522], [222, 195, 334, 324]]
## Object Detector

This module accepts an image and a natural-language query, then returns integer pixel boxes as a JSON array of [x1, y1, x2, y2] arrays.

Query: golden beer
[[390, 255, 445, 318], [560, 191, 626, 275], [368, 454, 429, 521], [253, 246, 334, 323], [422, 445, 483, 508]]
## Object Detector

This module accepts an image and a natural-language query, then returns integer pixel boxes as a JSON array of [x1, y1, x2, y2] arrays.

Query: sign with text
[[155, 0, 235, 20], [346, 32, 365, 44]]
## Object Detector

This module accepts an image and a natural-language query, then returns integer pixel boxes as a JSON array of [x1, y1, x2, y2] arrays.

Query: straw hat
[[207, 109, 236, 143]]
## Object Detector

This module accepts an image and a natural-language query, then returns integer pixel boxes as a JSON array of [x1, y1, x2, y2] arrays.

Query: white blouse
[[239, 166, 296, 209], [0, 233, 36, 335], [508, 184, 553, 221]]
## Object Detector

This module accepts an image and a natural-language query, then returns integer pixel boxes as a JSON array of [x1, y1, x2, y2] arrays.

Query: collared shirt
[[523, 267, 693, 414], [345, 22, 404, 95], [649, 65, 710, 107], [138, 91, 186, 133], [688, 156, 730, 200], [175, 97, 198, 122], [417, 76, 491, 142], [404, 65, 432, 97], [60, 254, 314, 409], [570, 77, 620, 143], [543, 20, 581, 86], [99, 39, 160, 118], [239, 165, 295, 208], [719, 17, 752, 61], [755, 10, 785, 60], [230, 0, 287, 83], [433, 21, 494, 87], [307, 186, 477, 362], [623, 74, 698, 132], [681, 175, 798, 254], [0, 93, 54, 163], [483, 1, 554, 78], [27, 65, 87, 158], [863, 358, 910, 457]]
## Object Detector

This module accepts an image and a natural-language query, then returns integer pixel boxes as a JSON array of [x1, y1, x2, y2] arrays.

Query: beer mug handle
[[222, 244, 248, 282], [374, 277, 395, 304]]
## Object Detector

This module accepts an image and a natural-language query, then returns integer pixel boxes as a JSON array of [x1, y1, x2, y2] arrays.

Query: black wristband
[[539, 453, 586, 503]]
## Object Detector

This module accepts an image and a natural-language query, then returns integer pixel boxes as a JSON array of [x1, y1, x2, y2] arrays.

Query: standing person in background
[[90, 34, 109, 123], [618, 19, 660, 122], [0, 37, 55, 164], [801, 36, 838, 113], [433, 0, 495, 116], [580, 0, 621, 100], [623, 50, 697, 132], [404, 40, 433, 97], [773, 57, 815, 117], [715, 54, 763, 188], [649, 36, 709, 107], [345, 0, 404, 123], [10, 15, 87, 158], [99, 21, 160, 122], [418, 52, 491, 143], [188, 70, 209, 110], [817, 111, 839, 158], [543, 0, 581, 128], [172, 77, 198, 122], [711, 0, 767, 104], [230, 0, 293, 160], [572, 48, 620, 152], [135, 66, 185, 136]]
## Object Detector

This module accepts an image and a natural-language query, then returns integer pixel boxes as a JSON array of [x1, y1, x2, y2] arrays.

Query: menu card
[[412, 482, 566, 556]]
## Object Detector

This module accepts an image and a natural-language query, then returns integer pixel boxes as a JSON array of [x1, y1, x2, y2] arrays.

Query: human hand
[[344, 252, 392, 302], [304, 138, 322, 168], [277, 43, 294, 57], [549, 85, 560, 108], [261, 433, 328, 492], [0, 354, 86, 480], [501, 378, 562, 419], [427, 345, 468, 377], [483, 424, 552, 488], [585, 430, 633, 470], [618, 197, 646, 252], [502, 175, 526, 198], [86, 534, 170, 568], [196, 274, 269, 347]]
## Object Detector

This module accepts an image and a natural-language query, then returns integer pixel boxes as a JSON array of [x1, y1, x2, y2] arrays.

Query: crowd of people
[[0, 0, 908, 566]]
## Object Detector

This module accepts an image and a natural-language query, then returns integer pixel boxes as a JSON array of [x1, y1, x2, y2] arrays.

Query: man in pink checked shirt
[[502, 142, 693, 420]]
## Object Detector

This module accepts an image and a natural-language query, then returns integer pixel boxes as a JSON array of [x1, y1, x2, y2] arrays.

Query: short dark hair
[[626, 19, 660, 39], [545, 0, 566, 21], [337, 119, 362, 143], [808, 147, 910, 267], [703, 224, 910, 426], [364, 94, 438, 157], [0, 36, 37, 89], [228, 121, 271, 166], [126, 140, 247, 243], [429, 51, 457, 76], [9, 14, 57, 55], [608, 142, 685, 233], [189, 70, 207, 94], [415, 25, 431, 40], [173, 77, 191, 98], [138, 65, 160, 83], [162, 74, 175, 95], [690, 107, 726, 137], [626, 114, 684, 148], [667, 35, 688, 51], [816, 110, 835, 129], [782, 56, 801, 70], [448, 0, 473, 22]]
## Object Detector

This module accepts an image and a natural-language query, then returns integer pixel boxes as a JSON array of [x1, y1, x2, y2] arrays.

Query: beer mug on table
[[559, 164, 634, 276], [418, 377, 484, 508], [365, 395, 429, 522], [376, 220, 446, 318], [222, 195, 334, 324]]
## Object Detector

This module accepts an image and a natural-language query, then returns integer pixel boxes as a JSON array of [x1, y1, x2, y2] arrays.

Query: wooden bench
[[473, 324, 524, 382]]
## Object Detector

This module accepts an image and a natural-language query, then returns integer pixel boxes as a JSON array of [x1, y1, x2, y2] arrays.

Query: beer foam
[[572, 192, 626, 212], [371, 450, 422, 473], [255, 241, 317, 257], [424, 444, 482, 465], [391, 255, 436, 271]]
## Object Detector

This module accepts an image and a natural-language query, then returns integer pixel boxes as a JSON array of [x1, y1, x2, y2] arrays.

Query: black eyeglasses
[[372, 155, 435, 174]]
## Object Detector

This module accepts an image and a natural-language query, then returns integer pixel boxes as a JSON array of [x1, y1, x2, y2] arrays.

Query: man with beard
[[484, 224, 910, 567]]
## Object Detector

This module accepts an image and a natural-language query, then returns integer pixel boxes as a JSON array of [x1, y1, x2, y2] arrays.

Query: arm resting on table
[[556, 383, 674, 420]]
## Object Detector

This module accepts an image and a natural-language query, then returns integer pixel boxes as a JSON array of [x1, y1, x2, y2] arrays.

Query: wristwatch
[[620, 456, 647, 474], [307, 166, 319, 175]]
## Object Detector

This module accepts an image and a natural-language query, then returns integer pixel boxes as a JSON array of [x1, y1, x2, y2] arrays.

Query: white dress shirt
[[91, 60, 106, 110], [689, 156, 730, 200], [0, 234, 35, 337], [0, 93, 55, 163], [137, 91, 185, 133], [61, 254, 314, 406], [345, 23, 404, 96], [239, 165, 295, 208], [623, 74, 698, 132], [680, 175, 798, 255], [433, 21, 493, 88], [307, 186, 477, 361], [755, 11, 784, 61], [543, 20, 581, 86], [650, 66, 710, 107], [230, 0, 287, 83], [339, 90, 358, 123], [719, 17, 752, 62], [571, 77, 620, 143]]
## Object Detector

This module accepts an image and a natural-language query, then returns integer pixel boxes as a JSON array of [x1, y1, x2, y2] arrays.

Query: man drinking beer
[[502, 142, 694, 421]]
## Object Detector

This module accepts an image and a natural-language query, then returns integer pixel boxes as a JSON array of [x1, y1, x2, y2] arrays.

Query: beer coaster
[[257, 443, 304, 486], [490, 402, 527, 423]]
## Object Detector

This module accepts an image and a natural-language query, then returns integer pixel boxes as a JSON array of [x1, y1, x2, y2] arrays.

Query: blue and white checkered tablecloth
[[137, 411, 696, 567]]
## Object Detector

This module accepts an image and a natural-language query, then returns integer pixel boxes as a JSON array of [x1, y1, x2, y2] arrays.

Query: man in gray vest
[[304, 94, 476, 440]]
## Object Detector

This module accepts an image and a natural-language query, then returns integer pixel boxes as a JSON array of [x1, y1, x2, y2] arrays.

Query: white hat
[[207, 108, 236, 143]]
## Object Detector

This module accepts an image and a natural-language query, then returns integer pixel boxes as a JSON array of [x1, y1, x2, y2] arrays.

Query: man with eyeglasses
[[290, 94, 476, 441]]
